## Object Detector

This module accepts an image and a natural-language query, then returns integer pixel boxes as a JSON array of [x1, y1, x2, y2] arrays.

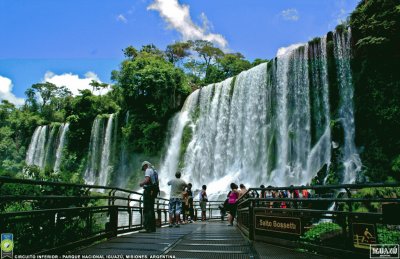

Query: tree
[[123, 45, 138, 59], [190, 40, 224, 81], [165, 41, 192, 64], [112, 48, 190, 153], [89, 80, 108, 95], [218, 53, 252, 78], [350, 0, 400, 181], [31, 82, 58, 109]]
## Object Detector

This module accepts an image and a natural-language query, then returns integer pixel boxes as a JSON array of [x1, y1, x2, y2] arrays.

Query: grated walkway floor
[[77, 221, 328, 259]]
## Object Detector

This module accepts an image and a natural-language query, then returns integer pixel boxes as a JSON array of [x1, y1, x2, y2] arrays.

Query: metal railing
[[0, 177, 169, 255], [193, 201, 225, 221], [236, 183, 400, 257]]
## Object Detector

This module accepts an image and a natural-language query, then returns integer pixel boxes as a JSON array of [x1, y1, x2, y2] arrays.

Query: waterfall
[[25, 125, 48, 169], [161, 32, 360, 196], [334, 29, 362, 183], [98, 114, 115, 187], [84, 114, 116, 186], [306, 37, 331, 182], [43, 125, 58, 169], [116, 111, 130, 188], [26, 126, 43, 166], [159, 90, 199, 189], [26, 123, 70, 171], [54, 123, 70, 172], [84, 117, 104, 185]]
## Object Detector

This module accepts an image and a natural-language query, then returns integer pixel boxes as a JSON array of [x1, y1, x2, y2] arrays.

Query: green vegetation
[[1, 0, 399, 191], [301, 222, 342, 243], [350, 0, 400, 182], [377, 225, 400, 244], [178, 124, 193, 169], [0, 40, 258, 187]]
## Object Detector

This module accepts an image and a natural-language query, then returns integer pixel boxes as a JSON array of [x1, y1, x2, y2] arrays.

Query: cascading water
[[26, 123, 70, 171], [85, 117, 104, 185], [159, 90, 199, 190], [334, 29, 362, 183], [84, 114, 116, 186], [116, 111, 130, 188], [26, 126, 44, 166], [98, 114, 115, 187], [54, 123, 70, 172], [161, 31, 360, 196]]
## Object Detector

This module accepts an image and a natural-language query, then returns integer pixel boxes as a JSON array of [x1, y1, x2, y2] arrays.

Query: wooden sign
[[352, 223, 377, 249], [255, 215, 301, 235]]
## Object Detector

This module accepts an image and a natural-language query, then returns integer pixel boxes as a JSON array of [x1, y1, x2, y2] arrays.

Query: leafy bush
[[301, 222, 342, 243]]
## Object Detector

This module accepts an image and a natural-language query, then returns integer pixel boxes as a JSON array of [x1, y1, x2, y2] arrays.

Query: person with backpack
[[167, 171, 187, 227], [199, 185, 208, 221], [139, 161, 159, 233], [186, 183, 194, 222]]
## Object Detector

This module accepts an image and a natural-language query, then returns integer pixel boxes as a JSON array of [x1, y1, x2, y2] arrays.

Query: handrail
[[0, 176, 170, 255], [0, 176, 144, 196], [235, 182, 400, 258]]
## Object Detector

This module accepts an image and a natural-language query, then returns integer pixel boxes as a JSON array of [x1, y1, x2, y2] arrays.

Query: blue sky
[[0, 0, 360, 104]]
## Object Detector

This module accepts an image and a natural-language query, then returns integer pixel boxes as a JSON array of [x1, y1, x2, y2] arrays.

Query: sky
[[0, 0, 360, 105]]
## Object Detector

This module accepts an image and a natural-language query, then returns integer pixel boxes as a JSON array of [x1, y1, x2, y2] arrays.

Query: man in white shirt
[[167, 171, 187, 227], [139, 161, 156, 233]]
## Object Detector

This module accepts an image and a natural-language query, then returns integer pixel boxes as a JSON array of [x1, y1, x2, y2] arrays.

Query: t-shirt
[[198, 190, 207, 202], [228, 191, 239, 204], [167, 178, 187, 199], [144, 168, 155, 188], [187, 189, 193, 202]]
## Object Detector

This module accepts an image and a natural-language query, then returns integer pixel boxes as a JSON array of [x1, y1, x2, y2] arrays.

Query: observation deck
[[1, 176, 399, 258]]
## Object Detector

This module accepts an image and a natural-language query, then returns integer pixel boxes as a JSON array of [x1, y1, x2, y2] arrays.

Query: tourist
[[167, 171, 188, 227], [186, 183, 194, 222], [139, 161, 157, 233], [182, 187, 189, 224], [279, 190, 287, 209], [199, 185, 208, 221], [259, 185, 266, 198], [239, 184, 248, 199], [289, 185, 300, 209], [226, 183, 239, 226]]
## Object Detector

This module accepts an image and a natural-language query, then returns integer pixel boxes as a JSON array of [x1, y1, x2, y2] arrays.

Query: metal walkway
[[77, 221, 327, 259]]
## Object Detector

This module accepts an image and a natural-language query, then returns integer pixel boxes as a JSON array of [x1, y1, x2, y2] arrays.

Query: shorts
[[200, 201, 207, 212], [226, 203, 237, 218], [169, 198, 182, 214]]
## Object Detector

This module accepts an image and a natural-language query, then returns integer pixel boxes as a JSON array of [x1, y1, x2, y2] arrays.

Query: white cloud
[[116, 14, 128, 23], [0, 75, 24, 106], [277, 43, 304, 57], [280, 8, 299, 21], [43, 71, 109, 96], [147, 0, 228, 49]]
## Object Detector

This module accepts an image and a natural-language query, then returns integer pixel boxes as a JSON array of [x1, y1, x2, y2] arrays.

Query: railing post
[[139, 196, 143, 227], [107, 205, 118, 238], [156, 199, 162, 228], [248, 200, 255, 241], [128, 194, 132, 229]]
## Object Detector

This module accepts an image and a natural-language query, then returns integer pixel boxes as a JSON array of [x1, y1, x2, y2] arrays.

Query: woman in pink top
[[226, 183, 239, 226]]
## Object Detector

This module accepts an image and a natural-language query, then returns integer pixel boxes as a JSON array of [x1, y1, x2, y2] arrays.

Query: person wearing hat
[[139, 161, 156, 233]]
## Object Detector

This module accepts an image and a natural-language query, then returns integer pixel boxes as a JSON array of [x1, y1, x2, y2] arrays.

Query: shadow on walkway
[[77, 221, 328, 259]]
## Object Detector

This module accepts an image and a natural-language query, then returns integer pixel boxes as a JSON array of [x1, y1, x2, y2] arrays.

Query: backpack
[[150, 168, 160, 198]]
